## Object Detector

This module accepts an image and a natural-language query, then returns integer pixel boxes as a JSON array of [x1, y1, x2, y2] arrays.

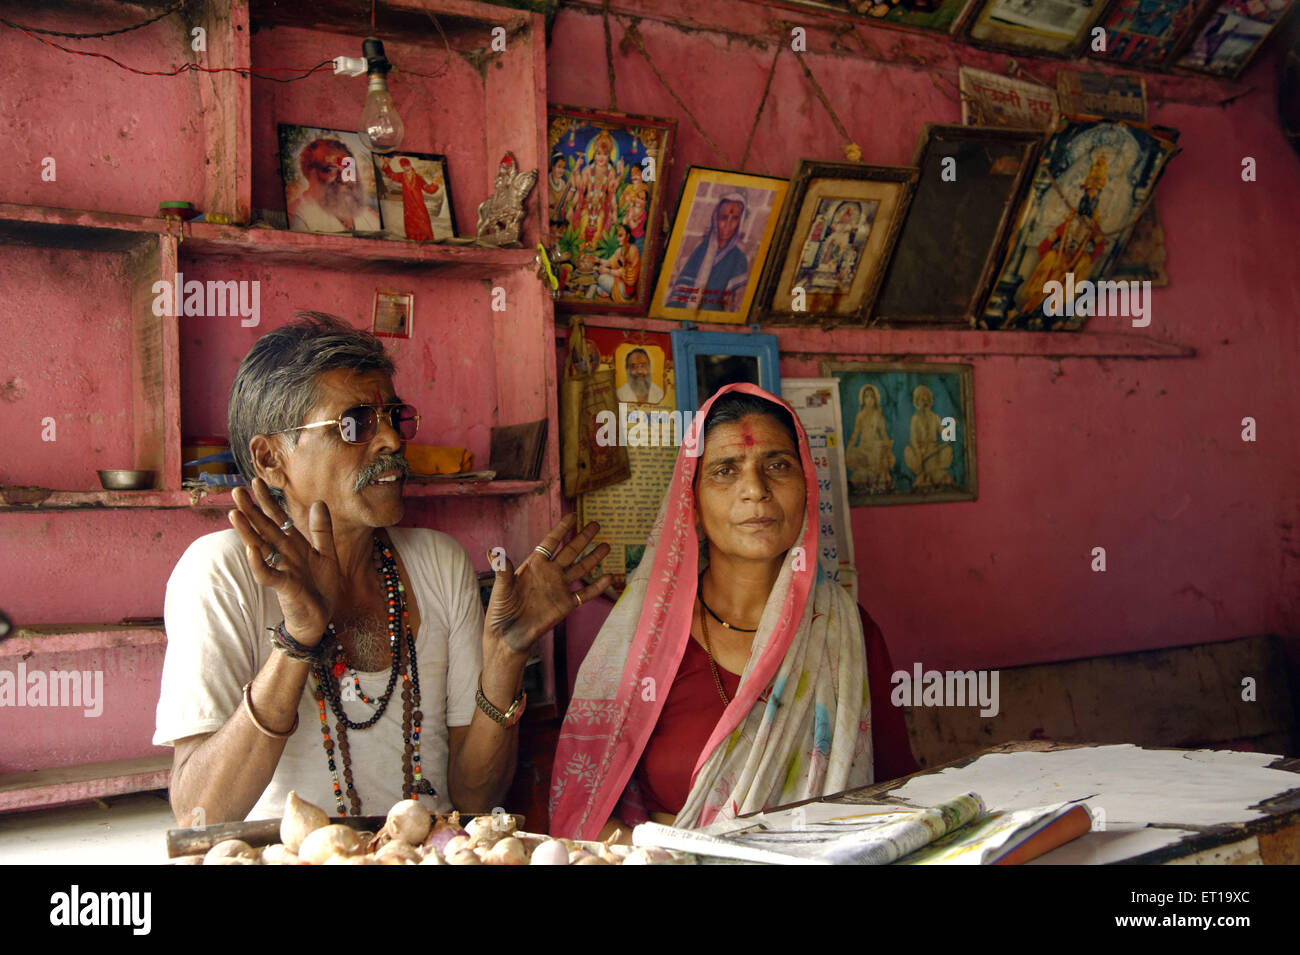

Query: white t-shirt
[[154, 526, 482, 820]]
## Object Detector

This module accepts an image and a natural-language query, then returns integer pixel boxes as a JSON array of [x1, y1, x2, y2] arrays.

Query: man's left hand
[[485, 514, 613, 655]]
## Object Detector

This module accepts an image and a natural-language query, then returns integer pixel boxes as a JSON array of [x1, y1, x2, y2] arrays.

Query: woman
[[549, 383, 916, 840]]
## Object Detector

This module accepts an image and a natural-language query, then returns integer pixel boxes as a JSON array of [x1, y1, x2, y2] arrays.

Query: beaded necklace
[[310, 534, 429, 815]]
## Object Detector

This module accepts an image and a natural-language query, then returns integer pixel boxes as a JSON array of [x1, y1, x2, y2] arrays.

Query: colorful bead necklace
[[310, 534, 429, 816]]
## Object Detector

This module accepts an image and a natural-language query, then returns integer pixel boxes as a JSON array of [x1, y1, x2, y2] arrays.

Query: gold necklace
[[698, 601, 730, 707]]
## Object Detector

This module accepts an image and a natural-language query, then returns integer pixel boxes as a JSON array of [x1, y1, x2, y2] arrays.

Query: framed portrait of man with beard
[[279, 125, 384, 236]]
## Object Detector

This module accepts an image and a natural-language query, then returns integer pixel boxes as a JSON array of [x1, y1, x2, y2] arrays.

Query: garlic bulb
[[418, 849, 446, 865], [281, 791, 329, 854], [381, 799, 432, 846], [463, 814, 508, 842], [298, 824, 362, 865], [442, 834, 474, 857], [445, 848, 482, 865]]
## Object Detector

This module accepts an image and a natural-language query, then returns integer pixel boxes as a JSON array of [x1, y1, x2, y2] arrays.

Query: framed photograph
[[1056, 70, 1148, 123], [821, 361, 977, 507], [964, 0, 1115, 56], [546, 106, 676, 315], [373, 151, 455, 241], [1170, 0, 1295, 77], [278, 124, 383, 235], [853, 0, 982, 32], [874, 126, 1040, 327], [981, 117, 1180, 331], [650, 167, 788, 324], [1089, 0, 1212, 66], [372, 290, 413, 339], [753, 161, 917, 326], [670, 329, 782, 416]]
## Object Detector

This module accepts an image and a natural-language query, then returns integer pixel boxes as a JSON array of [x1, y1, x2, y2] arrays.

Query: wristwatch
[[475, 678, 527, 728]]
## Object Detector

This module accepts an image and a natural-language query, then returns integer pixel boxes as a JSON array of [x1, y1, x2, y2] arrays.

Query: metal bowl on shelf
[[97, 469, 157, 491]]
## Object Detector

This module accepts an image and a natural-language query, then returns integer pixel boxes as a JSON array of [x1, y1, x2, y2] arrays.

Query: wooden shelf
[[0, 625, 166, 658], [556, 312, 1196, 359], [0, 481, 549, 511], [0, 202, 536, 273], [0, 756, 171, 813]]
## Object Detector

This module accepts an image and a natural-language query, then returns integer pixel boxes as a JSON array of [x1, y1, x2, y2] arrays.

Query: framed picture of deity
[[981, 117, 1180, 331], [649, 167, 789, 324], [546, 106, 676, 315], [963, 0, 1116, 57], [821, 360, 977, 507], [372, 151, 456, 241], [753, 160, 916, 327], [1169, 0, 1296, 77], [1088, 0, 1214, 67], [873, 125, 1041, 327]]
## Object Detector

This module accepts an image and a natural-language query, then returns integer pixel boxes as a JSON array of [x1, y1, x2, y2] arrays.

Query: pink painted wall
[[3, 0, 1299, 781], [546, 4, 1300, 691]]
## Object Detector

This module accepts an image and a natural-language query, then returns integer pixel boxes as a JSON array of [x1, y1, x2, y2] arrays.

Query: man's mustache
[[354, 453, 411, 492]]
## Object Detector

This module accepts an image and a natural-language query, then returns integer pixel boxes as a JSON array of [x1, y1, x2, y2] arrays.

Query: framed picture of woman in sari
[[821, 361, 977, 507], [649, 167, 788, 324], [963, 0, 1115, 56], [546, 106, 676, 315], [753, 160, 917, 327]]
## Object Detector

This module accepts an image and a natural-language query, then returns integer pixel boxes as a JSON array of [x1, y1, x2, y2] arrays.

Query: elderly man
[[614, 347, 663, 405], [155, 313, 610, 824]]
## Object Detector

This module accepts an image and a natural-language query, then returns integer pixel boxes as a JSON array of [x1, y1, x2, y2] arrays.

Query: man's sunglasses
[[268, 403, 421, 444]]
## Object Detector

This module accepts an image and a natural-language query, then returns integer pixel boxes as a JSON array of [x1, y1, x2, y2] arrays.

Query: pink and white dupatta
[[549, 383, 873, 840]]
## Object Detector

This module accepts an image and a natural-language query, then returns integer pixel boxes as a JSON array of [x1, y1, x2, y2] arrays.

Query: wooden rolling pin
[[166, 812, 526, 858]]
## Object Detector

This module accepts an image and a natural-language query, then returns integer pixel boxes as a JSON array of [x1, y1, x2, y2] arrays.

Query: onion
[[374, 841, 422, 865], [462, 815, 500, 842], [381, 799, 432, 846], [281, 791, 330, 854], [204, 839, 257, 865], [445, 848, 482, 865], [574, 854, 610, 865], [298, 824, 362, 865], [529, 840, 570, 866], [260, 844, 304, 866], [418, 849, 446, 865], [621, 847, 675, 865], [484, 836, 528, 865], [442, 834, 474, 857], [424, 815, 466, 854], [568, 848, 594, 864]]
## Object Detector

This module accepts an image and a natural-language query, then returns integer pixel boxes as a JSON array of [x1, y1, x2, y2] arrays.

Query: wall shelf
[[0, 480, 549, 511], [556, 312, 1196, 359], [1, 625, 167, 658]]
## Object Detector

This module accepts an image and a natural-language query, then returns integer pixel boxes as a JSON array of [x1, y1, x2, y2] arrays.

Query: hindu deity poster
[[546, 106, 676, 315], [981, 118, 1179, 331]]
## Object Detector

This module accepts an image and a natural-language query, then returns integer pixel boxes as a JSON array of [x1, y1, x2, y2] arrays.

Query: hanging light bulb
[[359, 36, 404, 154]]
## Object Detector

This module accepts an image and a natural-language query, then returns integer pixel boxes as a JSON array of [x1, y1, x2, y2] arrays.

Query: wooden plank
[[0, 756, 171, 812], [199, 0, 252, 224], [0, 625, 166, 658], [558, 313, 1195, 359], [0, 480, 548, 510], [904, 635, 1297, 768]]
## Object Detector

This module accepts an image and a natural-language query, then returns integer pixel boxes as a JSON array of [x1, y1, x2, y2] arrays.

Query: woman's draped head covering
[[549, 382, 872, 840]]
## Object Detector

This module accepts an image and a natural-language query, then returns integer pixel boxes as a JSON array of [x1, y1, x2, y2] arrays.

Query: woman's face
[[695, 413, 806, 564]]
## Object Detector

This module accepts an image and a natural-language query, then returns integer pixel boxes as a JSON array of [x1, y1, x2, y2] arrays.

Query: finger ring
[[534, 544, 554, 560], [264, 550, 282, 568], [572, 591, 584, 608], [279, 519, 294, 533]]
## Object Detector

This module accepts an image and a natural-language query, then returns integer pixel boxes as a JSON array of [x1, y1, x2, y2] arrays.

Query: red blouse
[[632, 605, 918, 816]]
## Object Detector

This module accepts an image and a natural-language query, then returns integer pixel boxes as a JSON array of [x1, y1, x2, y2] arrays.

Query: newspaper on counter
[[633, 792, 1091, 865]]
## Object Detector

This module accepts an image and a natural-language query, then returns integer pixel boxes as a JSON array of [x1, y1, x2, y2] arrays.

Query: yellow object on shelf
[[405, 444, 473, 475]]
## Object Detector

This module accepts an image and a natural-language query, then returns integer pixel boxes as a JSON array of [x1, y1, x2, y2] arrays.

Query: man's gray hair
[[227, 312, 395, 505]]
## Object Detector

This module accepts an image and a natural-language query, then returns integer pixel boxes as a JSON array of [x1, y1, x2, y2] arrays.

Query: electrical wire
[[0, 1, 184, 39]]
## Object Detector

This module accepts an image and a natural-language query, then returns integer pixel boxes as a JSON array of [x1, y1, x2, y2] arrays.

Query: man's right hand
[[228, 477, 342, 646]]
